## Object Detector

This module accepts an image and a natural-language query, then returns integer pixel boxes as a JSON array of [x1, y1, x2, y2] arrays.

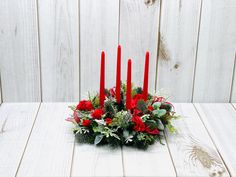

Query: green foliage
[[135, 87, 143, 94], [137, 100, 147, 112], [153, 102, 161, 109], [94, 135, 104, 145], [153, 109, 167, 117], [104, 100, 117, 117]]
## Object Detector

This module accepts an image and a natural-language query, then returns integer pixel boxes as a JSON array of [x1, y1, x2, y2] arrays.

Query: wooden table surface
[[0, 103, 235, 177]]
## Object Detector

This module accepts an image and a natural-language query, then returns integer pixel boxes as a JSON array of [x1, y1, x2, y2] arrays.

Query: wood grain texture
[[0, 0, 40, 102], [80, 0, 119, 99], [71, 144, 123, 177], [194, 103, 236, 176], [193, 0, 236, 102], [38, 0, 80, 102], [122, 143, 176, 176], [0, 103, 40, 177], [119, 0, 160, 92], [16, 103, 75, 177], [166, 103, 229, 176], [157, 0, 201, 102]]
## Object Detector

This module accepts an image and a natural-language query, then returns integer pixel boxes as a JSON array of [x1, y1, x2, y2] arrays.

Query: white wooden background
[[0, 0, 236, 103]]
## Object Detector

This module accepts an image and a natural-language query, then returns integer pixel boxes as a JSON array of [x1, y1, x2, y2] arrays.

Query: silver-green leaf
[[94, 134, 104, 145]]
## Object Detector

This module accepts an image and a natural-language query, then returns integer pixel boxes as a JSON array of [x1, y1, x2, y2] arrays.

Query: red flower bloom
[[76, 100, 94, 111], [105, 118, 112, 125], [131, 94, 145, 109], [133, 109, 142, 116], [145, 126, 159, 135], [82, 119, 91, 127], [73, 111, 80, 123], [132, 115, 146, 132], [109, 87, 116, 97], [131, 99, 138, 109], [133, 94, 144, 100], [148, 105, 154, 111], [91, 108, 104, 119]]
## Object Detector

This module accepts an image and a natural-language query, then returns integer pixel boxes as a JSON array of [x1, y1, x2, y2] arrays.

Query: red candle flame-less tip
[[116, 45, 121, 103], [143, 52, 149, 101], [100, 51, 105, 107], [126, 59, 132, 110]]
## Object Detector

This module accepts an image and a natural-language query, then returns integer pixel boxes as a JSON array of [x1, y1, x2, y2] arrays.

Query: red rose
[[82, 119, 91, 127], [91, 108, 104, 119], [105, 118, 112, 125], [109, 87, 116, 97], [132, 115, 146, 132], [145, 126, 159, 135], [148, 106, 154, 111], [73, 111, 80, 123], [76, 100, 94, 111]]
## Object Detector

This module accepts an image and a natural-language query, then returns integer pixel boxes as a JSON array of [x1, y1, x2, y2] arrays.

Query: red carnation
[[73, 111, 80, 123], [105, 118, 112, 125], [91, 108, 104, 119], [76, 100, 87, 110], [82, 119, 91, 127], [145, 126, 159, 135], [76, 100, 94, 111], [85, 101, 94, 111], [148, 105, 154, 111], [132, 115, 146, 132]]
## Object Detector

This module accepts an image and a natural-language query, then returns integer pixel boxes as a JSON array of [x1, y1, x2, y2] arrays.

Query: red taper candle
[[126, 59, 132, 110], [116, 45, 121, 103], [143, 52, 149, 101], [100, 51, 105, 107]]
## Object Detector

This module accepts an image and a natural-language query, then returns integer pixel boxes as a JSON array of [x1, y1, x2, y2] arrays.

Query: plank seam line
[[35, 0, 43, 102], [163, 131, 178, 177], [230, 103, 236, 110], [14, 103, 42, 177], [0, 73, 3, 103], [118, 0, 121, 45], [193, 103, 232, 177], [154, 0, 162, 93], [69, 137, 76, 177], [121, 145, 125, 177], [229, 53, 236, 102], [78, 0, 81, 101], [191, 0, 203, 102]]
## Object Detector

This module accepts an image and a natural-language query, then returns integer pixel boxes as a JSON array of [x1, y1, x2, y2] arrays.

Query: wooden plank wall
[[0, 0, 236, 103]]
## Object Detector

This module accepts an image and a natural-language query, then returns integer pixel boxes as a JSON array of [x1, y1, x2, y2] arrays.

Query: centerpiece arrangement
[[66, 45, 179, 149]]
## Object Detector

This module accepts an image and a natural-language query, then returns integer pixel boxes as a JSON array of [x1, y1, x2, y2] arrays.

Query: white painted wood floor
[[0, 103, 235, 177]]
